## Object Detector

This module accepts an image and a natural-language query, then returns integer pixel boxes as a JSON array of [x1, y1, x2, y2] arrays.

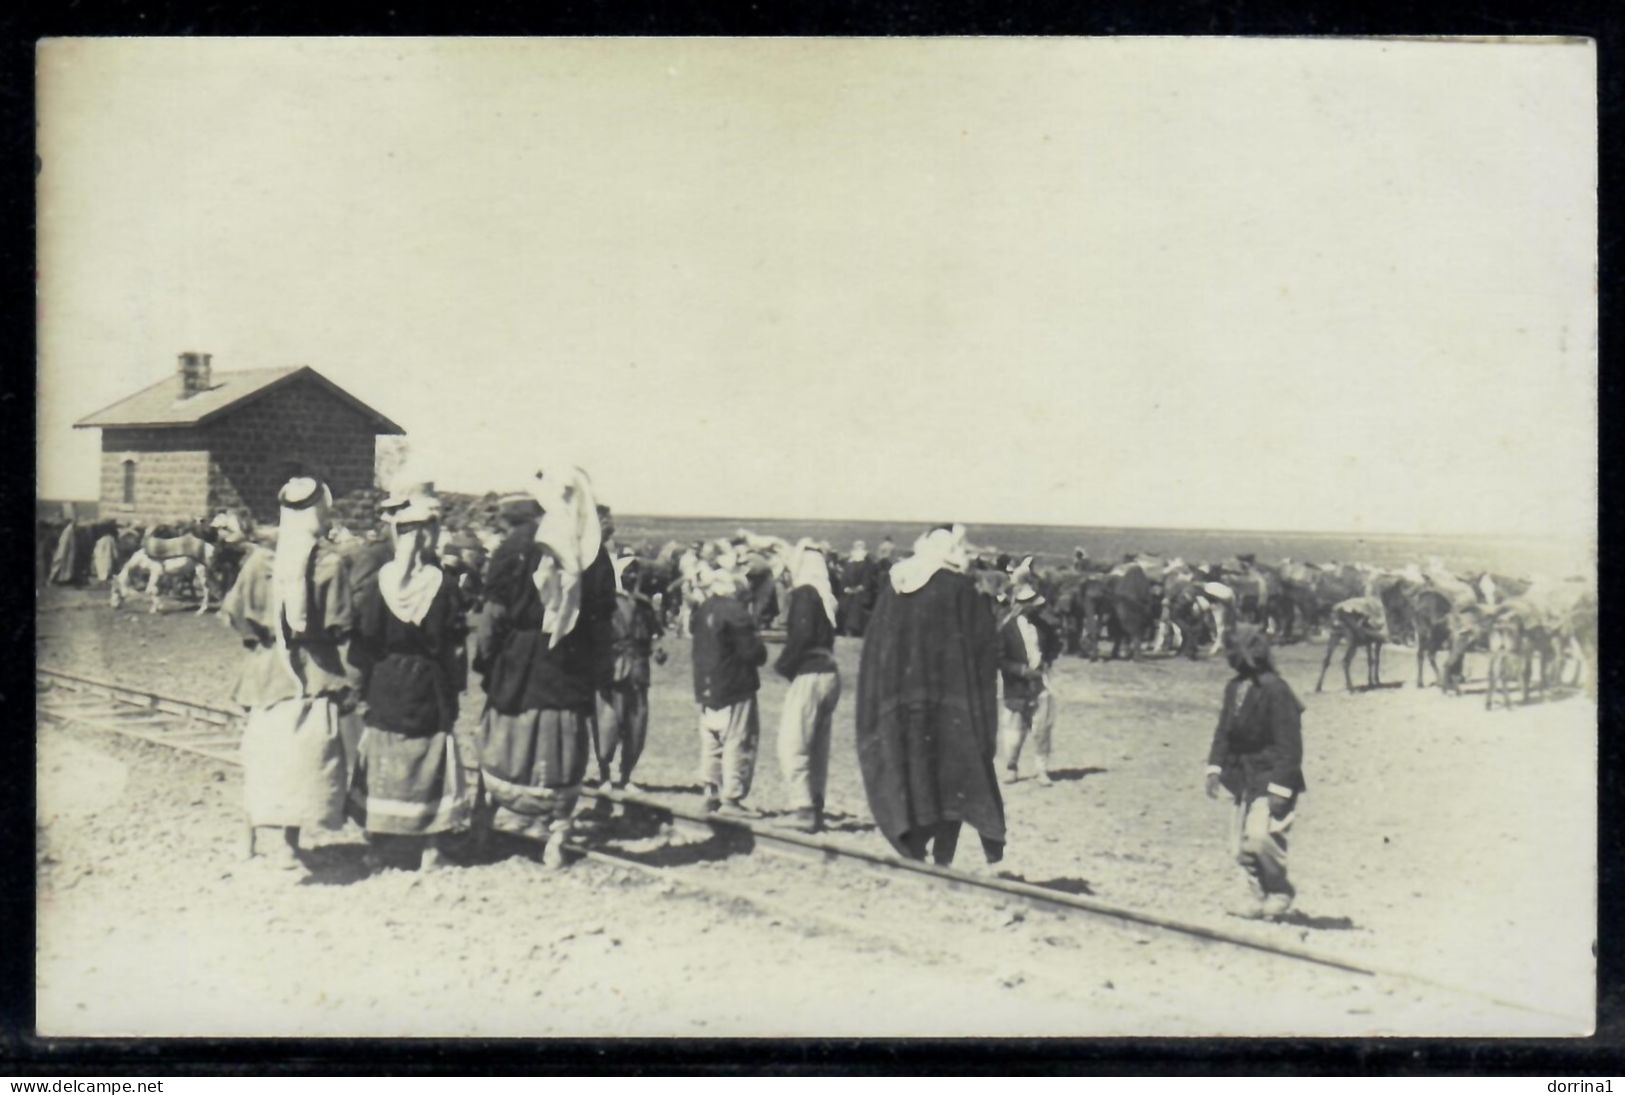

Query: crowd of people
[[141, 462, 1303, 923], [39, 469, 1591, 924]]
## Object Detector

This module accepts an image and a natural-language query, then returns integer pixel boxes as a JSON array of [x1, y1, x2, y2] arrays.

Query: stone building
[[75, 352, 404, 526]]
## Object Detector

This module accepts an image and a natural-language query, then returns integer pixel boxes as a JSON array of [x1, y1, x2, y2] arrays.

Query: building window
[[122, 459, 136, 504]]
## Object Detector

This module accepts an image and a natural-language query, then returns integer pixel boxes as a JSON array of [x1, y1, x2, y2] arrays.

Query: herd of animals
[[38, 509, 1598, 712], [984, 551, 1598, 709]]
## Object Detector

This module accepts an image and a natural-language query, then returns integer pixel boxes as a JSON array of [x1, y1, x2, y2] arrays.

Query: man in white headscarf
[[473, 463, 616, 868], [221, 477, 356, 872], [772, 540, 842, 832]]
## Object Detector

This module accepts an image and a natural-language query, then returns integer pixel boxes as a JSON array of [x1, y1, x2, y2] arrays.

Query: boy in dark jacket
[[692, 567, 768, 816], [1205, 624, 1307, 919]]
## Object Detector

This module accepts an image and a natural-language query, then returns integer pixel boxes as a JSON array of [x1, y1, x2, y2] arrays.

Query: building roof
[[73, 365, 405, 434]]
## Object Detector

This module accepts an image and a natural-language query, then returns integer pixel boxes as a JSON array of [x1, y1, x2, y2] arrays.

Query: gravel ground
[[36, 586, 1595, 1036]]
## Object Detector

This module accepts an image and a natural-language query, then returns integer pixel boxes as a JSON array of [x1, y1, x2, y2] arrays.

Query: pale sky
[[37, 37, 1596, 539]]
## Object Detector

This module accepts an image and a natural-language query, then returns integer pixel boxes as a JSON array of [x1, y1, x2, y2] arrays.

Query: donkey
[[110, 534, 217, 614], [1485, 599, 1560, 711], [1315, 598, 1386, 693]]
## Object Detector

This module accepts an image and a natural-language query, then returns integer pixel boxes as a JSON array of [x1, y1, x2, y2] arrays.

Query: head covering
[[703, 566, 747, 599], [850, 540, 868, 562], [889, 524, 971, 595], [1225, 623, 1275, 676], [377, 480, 444, 626], [381, 477, 443, 527], [1014, 584, 1043, 605], [611, 552, 638, 591], [498, 492, 543, 524], [529, 462, 603, 648], [272, 477, 331, 636], [278, 477, 325, 510], [789, 538, 838, 628], [875, 538, 895, 562]]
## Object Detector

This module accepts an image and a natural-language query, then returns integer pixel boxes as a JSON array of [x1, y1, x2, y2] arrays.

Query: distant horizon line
[[605, 510, 1586, 546], [37, 494, 1588, 547]]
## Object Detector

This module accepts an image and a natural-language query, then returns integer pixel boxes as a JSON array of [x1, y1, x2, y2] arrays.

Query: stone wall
[[203, 376, 385, 525], [94, 376, 394, 527], [99, 430, 211, 525]]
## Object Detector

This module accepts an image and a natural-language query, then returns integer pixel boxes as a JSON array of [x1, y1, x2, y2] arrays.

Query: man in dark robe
[[855, 524, 1005, 869]]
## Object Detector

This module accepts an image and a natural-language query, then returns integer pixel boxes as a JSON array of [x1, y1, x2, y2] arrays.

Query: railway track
[[35, 663, 1580, 1024], [36, 665, 245, 764]]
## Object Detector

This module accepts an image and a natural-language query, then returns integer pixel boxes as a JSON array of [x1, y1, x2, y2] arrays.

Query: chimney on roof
[[177, 352, 212, 398]]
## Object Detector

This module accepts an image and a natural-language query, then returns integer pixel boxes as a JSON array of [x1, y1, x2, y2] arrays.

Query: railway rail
[[35, 663, 1579, 1025]]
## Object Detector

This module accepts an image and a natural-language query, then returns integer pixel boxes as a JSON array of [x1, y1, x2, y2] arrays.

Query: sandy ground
[[35, 586, 1595, 1036]]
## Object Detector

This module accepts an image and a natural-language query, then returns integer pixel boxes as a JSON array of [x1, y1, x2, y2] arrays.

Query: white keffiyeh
[[789, 538, 838, 628], [889, 524, 970, 595], [378, 524, 444, 626], [530, 463, 602, 649], [271, 486, 330, 635]]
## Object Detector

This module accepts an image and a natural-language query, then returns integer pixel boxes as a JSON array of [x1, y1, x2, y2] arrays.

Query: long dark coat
[[855, 569, 1005, 854]]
